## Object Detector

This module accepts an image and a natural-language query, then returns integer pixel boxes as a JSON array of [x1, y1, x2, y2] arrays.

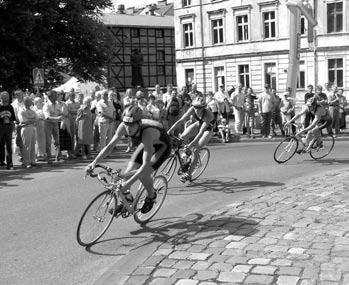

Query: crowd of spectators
[[0, 82, 347, 170]]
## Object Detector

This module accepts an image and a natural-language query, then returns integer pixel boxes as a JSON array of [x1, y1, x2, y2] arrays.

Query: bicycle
[[76, 164, 168, 247], [273, 123, 335, 164], [156, 136, 210, 183]]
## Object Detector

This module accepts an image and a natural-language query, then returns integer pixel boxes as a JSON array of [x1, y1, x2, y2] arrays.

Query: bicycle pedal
[[121, 208, 130, 218]]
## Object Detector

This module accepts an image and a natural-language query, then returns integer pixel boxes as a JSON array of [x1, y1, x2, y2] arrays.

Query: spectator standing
[[230, 83, 245, 134], [123, 88, 136, 153], [271, 88, 284, 137], [18, 97, 38, 167], [0, 91, 16, 169], [244, 87, 257, 138], [315, 85, 329, 109], [58, 92, 74, 159], [65, 89, 80, 154], [328, 85, 340, 136], [258, 84, 276, 138], [157, 100, 168, 130], [33, 97, 46, 160], [96, 90, 115, 151], [337, 88, 347, 131], [214, 84, 230, 122], [76, 97, 93, 159], [152, 84, 163, 101], [188, 82, 203, 101], [147, 95, 160, 121], [303, 85, 315, 128], [206, 91, 220, 135], [162, 84, 173, 106], [91, 90, 102, 151], [12, 90, 25, 160], [43, 90, 62, 163], [166, 90, 181, 135], [280, 91, 296, 136]]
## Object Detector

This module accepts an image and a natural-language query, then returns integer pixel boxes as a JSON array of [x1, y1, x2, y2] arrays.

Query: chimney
[[126, 6, 135, 14], [148, 4, 157, 15], [117, 4, 125, 14]]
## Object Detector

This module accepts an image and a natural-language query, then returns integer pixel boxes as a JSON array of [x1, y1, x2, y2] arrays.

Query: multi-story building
[[103, 3, 176, 91], [174, 0, 348, 99]]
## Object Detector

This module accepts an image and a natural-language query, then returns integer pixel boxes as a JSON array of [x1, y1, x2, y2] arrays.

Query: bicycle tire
[[310, 135, 335, 160], [76, 190, 117, 247], [190, 148, 210, 182], [133, 175, 168, 224], [273, 136, 298, 164], [156, 155, 177, 182]]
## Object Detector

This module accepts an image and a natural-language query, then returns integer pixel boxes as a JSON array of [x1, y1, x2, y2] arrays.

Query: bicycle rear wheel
[[273, 136, 298, 164], [133, 175, 168, 224], [310, 135, 335, 160], [76, 190, 116, 247], [156, 155, 177, 182], [190, 148, 210, 182]]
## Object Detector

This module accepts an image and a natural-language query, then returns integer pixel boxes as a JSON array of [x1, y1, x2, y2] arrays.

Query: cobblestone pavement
[[123, 168, 349, 285]]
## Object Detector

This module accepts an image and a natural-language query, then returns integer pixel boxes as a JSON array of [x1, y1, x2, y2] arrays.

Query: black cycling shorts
[[131, 140, 172, 170]]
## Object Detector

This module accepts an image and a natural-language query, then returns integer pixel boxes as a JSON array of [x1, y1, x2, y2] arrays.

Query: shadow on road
[[87, 213, 259, 256], [168, 177, 284, 195], [305, 158, 349, 165]]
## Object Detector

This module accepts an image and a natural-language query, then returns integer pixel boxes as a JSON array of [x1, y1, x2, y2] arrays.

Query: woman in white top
[[33, 97, 46, 160], [206, 91, 220, 134]]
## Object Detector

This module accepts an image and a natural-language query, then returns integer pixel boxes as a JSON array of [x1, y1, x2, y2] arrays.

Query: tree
[[0, 0, 114, 92]]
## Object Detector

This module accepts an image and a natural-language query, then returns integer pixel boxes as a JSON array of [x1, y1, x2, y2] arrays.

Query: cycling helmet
[[122, 105, 143, 123], [192, 96, 207, 108], [306, 97, 317, 108]]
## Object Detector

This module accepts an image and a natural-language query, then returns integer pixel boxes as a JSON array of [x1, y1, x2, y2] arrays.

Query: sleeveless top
[[193, 108, 215, 130]]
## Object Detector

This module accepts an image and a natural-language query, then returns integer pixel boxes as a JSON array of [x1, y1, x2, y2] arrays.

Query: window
[[263, 11, 276, 39], [214, 66, 225, 91], [157, 65, 165, 75], [327, 2, 343, 33], [183, 0, 191, 7], [183, 23, 194, 48], [185, 69, 194, 87], [212, 18, 224, 44], [264, 63, 276, 90], [157, 50, 164, 61], [300, 16, 306, 35], [328, 58, 343, 87], [237, 15, 249, 41], [155, 29, 164, 38], [131, 28, 140, 38], [297, 61, 305, 89], [238, 65, 250, 87]]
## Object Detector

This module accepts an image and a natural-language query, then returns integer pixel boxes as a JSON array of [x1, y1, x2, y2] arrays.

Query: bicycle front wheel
[[310, 135, 335, 160], [76, 190, 116, 247], [273, 136, 298, 164], [156, 155, 177, 182], [133, 175, 168, 224], [190, 148, 210, 182]]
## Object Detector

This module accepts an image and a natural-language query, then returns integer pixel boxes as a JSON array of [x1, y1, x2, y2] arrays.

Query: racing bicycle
[[156, 136, 210, 183], [274, 123, 335, 164], [76, 164, 168, 247]]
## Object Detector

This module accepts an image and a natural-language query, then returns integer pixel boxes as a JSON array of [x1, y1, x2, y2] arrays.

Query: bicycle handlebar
[[86, 164, 122, 179]]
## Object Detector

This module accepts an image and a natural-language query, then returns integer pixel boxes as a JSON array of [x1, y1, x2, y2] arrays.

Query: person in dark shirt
[[0, 91, 16, 169], [315, 85, 328, 108], [304, 85, 314, 128]]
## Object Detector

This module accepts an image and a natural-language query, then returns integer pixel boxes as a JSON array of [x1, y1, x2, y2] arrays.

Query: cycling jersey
[[131, 119, 172, 170], [193, 108, 215, 131], [307, 105, 332, 130]]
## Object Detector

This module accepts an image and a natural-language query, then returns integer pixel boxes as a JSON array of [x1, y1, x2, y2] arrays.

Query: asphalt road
[[0, 140, 348, 285]]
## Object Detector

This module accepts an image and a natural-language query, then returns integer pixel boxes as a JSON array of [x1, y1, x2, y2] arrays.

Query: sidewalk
[[120, 168, 349, 285]]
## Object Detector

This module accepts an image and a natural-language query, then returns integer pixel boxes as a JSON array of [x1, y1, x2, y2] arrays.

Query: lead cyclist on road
[[168, 96, 214, 182], [86, 105, 171, 214], [284, 97, 332, 153]]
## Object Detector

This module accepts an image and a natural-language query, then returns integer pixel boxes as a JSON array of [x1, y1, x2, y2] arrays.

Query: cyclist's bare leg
[[180, 122, 199, 143], [188, 130, 213, 173], [139, 167, 155, 198], [305, 128, 320, 151]]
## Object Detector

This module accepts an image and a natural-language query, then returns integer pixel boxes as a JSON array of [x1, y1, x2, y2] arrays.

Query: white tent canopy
[[53, 77, 100, 96]]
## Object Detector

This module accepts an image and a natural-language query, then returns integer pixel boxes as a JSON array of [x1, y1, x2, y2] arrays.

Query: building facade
[[103, 11, 176, 91], [174, 0, 349, 99]]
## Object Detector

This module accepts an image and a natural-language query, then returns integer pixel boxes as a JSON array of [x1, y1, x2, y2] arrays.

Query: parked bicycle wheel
[[133, 175, 168, 224], [310, 135, 335, 160], [274, 136, 298, 164], [76, 190, 117, 246], [156, 155, 177, 182], [190, 147, 210, 182]]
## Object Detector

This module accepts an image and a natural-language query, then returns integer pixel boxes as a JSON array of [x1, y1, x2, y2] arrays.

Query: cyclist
[[284, 97, 332, 153], [168, 96, 214, 182], [86, 105, 172, 214]]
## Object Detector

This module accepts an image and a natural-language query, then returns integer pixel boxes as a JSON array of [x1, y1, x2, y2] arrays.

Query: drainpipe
[[199, 0, 206, 94], [313, 0, 318, 86]]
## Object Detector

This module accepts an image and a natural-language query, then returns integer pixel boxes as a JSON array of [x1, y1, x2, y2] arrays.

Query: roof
[[101, 14, 174, 28]]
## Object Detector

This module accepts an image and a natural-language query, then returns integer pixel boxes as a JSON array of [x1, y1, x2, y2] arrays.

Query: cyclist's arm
[[301, 115, 319, 134], [287, 108, 307, 124], [88, 123, 127, 168], [123, 130, 155, 188], [168, 107, 194, 134]]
